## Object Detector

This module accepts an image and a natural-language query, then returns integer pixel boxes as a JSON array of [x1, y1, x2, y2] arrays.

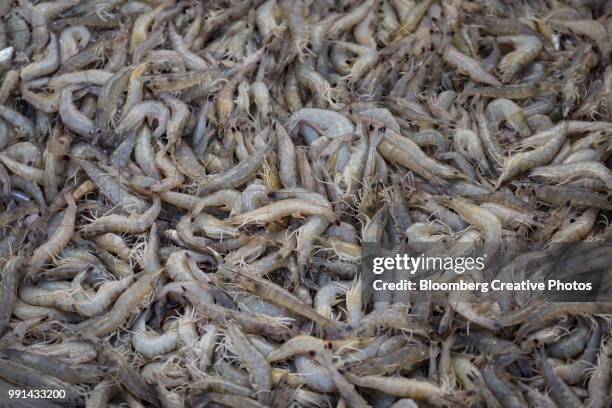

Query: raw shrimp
[[226, 321, 272, 402], [28, 192, 76, 278], [74, 270, 162, 337]]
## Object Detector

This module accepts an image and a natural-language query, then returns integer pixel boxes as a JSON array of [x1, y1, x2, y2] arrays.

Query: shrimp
[[0, 255, 23, 336], [312, 351, 370, 408], [353, 306, 431, 338], [226, 321, 271, 402], [190, 377, 253, 397], [279, 0, 309, 62], [390, 0, 434, 42], [0, 358, 82, 405], [0, 105, 36, 138], [444, 45, 502, 87], [463, 81, 559, 99], [86, 380, 117, 408], [495, 123, 568, 188], [288, 108, 354, 139], [21, 339, 95, 365], [27, 192, 76, 278], [168, 23, 208, 71], [256, 0, 278, 38], [0, 70, 19, 106], [142, 150, 185, 193], [101, 346, 159, 406], [537, 351, 581, 408], [496, 35, 542, 82], [346, 343, 429, 376], [49, 70, 113, 90], [551, 19, 611, 64], [130, 3, 166, 52], [438, 196, 501, 262], [482, 358, 526, 408], [7, 12, 29, 53], [3, 349, 109, 384], [266, 335, 335, 362], [518, 303, 612, 337], [172, 142, 207, 183], [59, 85, 101, 138], [73, 275, 136, 316], [296, 215, 331, 278], [134, 125, 160, 179], [530, 161, 612, 191], [207, 393, 268, 408], [228, 199, 335, 225], [215, 51, 264, 126], [486, 98, 532, 138], [327, 0, 373, 39], [235, 272, 342, 330], [131, 313, 179, 358], [585, 340, 610, 408], [20, 33, 60, 82], [95, 64, 133, 133], [73, 157, 149, 213], [198, 145, 271, 196], [344, 373, 453, 407], [116, 101, 170, 138], [533, 185, 612, 210], [377, 127, 463, 182], [353, 3, 378, 49], [549, 208, 598, 242], [73, 269, 162, 337], [274, 122, 298, 188], [547, 317, 590, 359], [453, 127, 493, 176], [59, 25, 90, 64]]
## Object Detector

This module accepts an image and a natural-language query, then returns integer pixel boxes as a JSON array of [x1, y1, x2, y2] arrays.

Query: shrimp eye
[[368, 124, 374, 131], [380, 127, 387, 133], [565, 201, 571, 207], [569, 218, 575, 223], [308, 350, 316, 356]]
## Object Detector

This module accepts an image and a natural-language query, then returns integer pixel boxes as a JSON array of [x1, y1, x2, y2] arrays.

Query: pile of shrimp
[[1, 0, 612, 406]]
